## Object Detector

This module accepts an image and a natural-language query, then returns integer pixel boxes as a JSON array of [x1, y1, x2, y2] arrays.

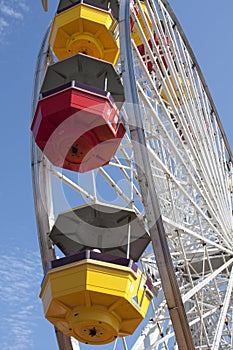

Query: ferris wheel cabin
[[31, 53, 125, 172], [31, 0, 125, 173], [49, 203, 151, 261], [34, 0, 153, 346], [49, 1, 120, 63], [40, 250, 153, 345]]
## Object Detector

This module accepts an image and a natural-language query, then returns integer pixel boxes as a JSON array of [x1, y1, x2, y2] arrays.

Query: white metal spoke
[[31, 0, 233, 349]]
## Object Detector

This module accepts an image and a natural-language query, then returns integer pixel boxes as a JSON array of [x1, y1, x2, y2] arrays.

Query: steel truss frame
[[31, 1, 233, 349]]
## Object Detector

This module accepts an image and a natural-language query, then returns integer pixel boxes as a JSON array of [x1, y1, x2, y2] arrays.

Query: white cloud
[[1, 4, 23, 19], [0, 0, 29, 43], [0, 16, 8, 27], [0, 248, 43, 350], [18, 1, 30, 13], [0, 16, 8, 36]]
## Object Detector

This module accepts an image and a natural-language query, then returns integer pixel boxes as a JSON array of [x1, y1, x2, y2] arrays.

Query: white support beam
[[211, 265, 233, 349], [183, 258, 233, 303]]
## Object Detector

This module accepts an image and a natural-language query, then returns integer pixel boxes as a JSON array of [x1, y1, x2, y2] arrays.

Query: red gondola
[[137, 33, 170, 73], [31, 54, 125, 172], [31, 83, 125, 172]]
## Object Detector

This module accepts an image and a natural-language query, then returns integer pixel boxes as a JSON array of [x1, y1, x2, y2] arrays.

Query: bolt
[[89, 328, 97, 337]]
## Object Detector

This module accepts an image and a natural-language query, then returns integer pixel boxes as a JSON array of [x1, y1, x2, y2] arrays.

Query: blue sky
[[0, 1, 232, 349]]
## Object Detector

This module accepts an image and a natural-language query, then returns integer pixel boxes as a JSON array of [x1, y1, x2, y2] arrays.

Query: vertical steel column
[[211, 265, 233, 349], [119, 1, 195, 349]]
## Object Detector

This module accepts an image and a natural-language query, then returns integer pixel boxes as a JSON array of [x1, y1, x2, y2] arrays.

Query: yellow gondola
[[49, 2, 119, 64], [161, 75, 192, 106], [40, 250, 153, 345], [131, 1, 152, 47], [56, 0, 119, 20]]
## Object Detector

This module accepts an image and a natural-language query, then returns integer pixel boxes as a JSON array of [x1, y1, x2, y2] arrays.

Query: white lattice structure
[[31, 1, 233, 349]]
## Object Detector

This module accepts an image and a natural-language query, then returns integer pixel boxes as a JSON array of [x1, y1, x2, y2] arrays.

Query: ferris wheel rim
[[31, 1, 233, 349], [160, 0, 233, 164], [119, 1, 195, 349]]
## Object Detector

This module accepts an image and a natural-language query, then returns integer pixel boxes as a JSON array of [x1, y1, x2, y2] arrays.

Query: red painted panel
[[31, 87, 126, 172], [137, 34, 170, 73]]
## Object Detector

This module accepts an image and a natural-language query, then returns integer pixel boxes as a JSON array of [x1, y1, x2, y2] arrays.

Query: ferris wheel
[[31, 0, 233, 349]]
